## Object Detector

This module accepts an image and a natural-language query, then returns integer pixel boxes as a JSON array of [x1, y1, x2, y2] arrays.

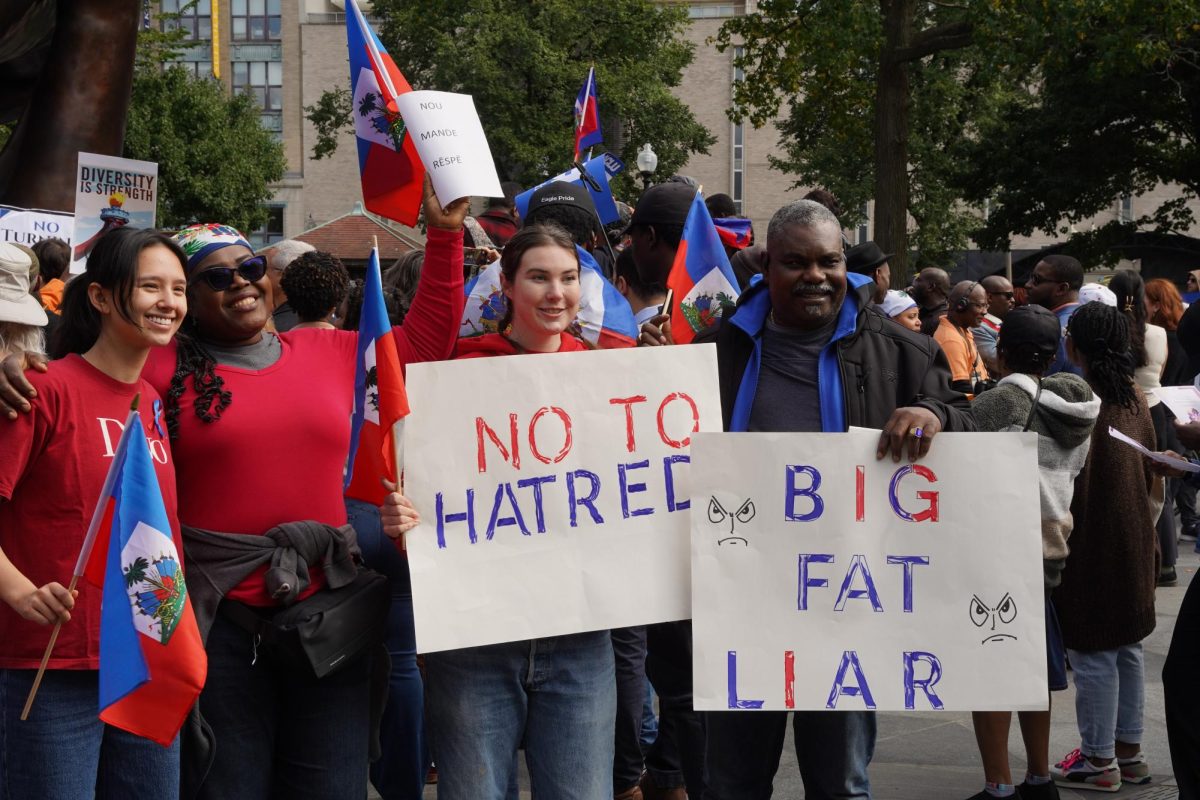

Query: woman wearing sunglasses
[[155, 188, 466, 799], [0, 228, 198, 797]]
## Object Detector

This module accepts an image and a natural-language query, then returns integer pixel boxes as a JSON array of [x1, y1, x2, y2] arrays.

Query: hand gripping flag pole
[[21, 394, 142, 720]]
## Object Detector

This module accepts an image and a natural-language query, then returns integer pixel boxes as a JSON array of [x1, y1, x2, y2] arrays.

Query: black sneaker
[[1158, 566, 1178, 587], [1017, 781, 1060, 799]]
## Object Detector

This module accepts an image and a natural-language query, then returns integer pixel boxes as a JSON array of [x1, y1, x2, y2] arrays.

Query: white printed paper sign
[[691, 431, 1046, 712], [405, 345, 722, 652], [395, 90, 503, 205], [0, 204, 73, 247], [71, 152, 158, 274]]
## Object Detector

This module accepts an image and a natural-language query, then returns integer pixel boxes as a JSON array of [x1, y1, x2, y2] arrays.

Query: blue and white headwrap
[[172, 223, 252, 274]]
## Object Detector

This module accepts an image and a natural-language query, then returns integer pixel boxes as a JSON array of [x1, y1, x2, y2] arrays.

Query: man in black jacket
[[699, 199, 974, 799]]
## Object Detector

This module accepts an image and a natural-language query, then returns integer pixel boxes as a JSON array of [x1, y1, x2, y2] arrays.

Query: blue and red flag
[[666, 190, 742, 344], [460, 246, 637, 350], [573, 67, 603, 161], [346, 246, 410, 506], [713, 217, 753, 250], [80, 406, 205, 746], [346, 0, 425, 226]]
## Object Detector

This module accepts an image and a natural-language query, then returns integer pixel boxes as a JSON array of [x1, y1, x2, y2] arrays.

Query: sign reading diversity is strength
[[690, 431, 1047, 712], [404, 345, 722, 653]]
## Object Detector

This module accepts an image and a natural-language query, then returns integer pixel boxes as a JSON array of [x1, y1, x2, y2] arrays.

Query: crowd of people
[[0, 174, 1199, 800]]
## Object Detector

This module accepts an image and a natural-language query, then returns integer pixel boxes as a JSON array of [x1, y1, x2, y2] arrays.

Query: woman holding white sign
[[383, 223, 616, 800]]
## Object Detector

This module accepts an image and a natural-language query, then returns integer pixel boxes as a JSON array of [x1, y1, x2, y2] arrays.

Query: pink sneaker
[[1053, 748, 1121, 792]]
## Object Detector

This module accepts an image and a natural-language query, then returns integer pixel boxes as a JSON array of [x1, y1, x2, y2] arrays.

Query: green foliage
[[124, 65, 286, 232], [124, 556, 149, 588], [307, 0, 714, 196], [304, 87, 353, 161], [716, 0, 989, 269], [956, 0, 1200, 255]]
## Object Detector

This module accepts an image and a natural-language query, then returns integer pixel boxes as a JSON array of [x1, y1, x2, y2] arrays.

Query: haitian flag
[[460, 246, 637, 350], [713, 217, 753, 250], [346, 247, 410, 506], [82, 407, 205, 747], [346, 0, 425, 226], [666, 190, 741, 344], [573, 66, 602, 160]]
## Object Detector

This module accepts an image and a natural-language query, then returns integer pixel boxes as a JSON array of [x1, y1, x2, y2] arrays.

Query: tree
[[955, 0, 1200, 263], [115, 8, 286, 232], [307, 0, 714, 197], [715, 1, 988, 282]]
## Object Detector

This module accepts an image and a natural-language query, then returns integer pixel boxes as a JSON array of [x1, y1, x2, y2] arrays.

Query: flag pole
[[21, 394, 141, 721], [572, 159, 619, 274]]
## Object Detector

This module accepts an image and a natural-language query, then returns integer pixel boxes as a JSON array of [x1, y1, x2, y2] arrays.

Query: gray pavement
[[410, 549, 1194, 799]]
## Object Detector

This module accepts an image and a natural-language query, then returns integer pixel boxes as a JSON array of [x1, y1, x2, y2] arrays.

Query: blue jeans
[[1066, 644, 1145, 760], [424, 631, 616, 800], [347, 498, 428, 799], [703, 710, 876, 800], [194, 611, 370, 798], [0, 669, 179, 800]]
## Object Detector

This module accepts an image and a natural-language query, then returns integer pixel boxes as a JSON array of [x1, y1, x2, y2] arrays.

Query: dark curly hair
[[280, 250, 350, 322], [164, 329, 233, 440], [1067, 301, 1139, 412]]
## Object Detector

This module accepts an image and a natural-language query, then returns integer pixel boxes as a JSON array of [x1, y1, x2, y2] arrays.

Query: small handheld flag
[[346, 245, 410, 506], [24, 396, 207, 746], [713, 217, 753, 251], [666, 190, 742, 344], [346, 0, 425, 226], [573, 67, 603, 161]]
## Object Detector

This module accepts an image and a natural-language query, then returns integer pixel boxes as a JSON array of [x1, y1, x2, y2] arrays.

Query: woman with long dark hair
[[1109, 270, 1179, 584], [1053, 302, 1158, 792], [0, 228, 197, 797]]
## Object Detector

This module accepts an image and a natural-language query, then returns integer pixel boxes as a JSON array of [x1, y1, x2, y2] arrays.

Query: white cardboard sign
[[0, 204, 73, 247], [404, 345, 722, 653], [690, 431, 1047, 712], [395, 90, 503, 205]]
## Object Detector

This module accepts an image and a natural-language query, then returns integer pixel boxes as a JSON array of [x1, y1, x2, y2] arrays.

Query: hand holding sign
[[421, 175, 470, 231], [395, 91, 503, 207]]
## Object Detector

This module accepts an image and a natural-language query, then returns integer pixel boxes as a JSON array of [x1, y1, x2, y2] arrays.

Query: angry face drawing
[[970, 593, 1018, 644], [708, 496, 756, 546]]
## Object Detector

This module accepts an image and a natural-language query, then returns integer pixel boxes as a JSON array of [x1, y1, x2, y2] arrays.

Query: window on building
[[161, 0, 212, 40], [688, 4, 736, 18], [232, 0, 282, 41], [247, 205, 285, 249], [233, 60, 283, 130], [1119, 195, 1133, 223], [857, 203, 870, 244], [731, 47, 745, 215], [171, 60, 215, 79]]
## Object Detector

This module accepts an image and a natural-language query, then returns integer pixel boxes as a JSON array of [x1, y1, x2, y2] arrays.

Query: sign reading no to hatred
[[404, 345, 722, 652]]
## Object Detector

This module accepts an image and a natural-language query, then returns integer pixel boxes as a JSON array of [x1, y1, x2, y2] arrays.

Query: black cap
[[629, 182, 694, 229], [997, 304, 1062, 354], [525, 181, 598, 220], [845, 241, 892, 275]]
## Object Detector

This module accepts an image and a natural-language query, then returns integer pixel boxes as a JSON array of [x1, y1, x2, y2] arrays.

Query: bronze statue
[[0, 0, 141, 212]]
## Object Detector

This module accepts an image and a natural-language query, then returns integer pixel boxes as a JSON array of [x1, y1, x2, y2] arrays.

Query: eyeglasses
[[191, 256, 268, 291], [1027, 273, 1060, 287]]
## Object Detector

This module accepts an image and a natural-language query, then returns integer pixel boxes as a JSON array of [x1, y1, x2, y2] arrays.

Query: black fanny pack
[[222, 568, 389, 679]]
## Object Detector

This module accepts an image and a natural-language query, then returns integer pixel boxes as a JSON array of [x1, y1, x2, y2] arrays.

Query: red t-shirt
[[140, 226, 466, 604], [0, 355, 179, 670]]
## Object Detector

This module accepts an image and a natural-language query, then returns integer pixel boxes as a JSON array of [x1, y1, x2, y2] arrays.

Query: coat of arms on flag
[[122, 522, 188, 646]]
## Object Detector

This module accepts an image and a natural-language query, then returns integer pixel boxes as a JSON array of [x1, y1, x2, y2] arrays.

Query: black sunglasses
[[988, 291, 1015, 299], [1027, 273, 1060, 287], [191, 256, 268, 291]]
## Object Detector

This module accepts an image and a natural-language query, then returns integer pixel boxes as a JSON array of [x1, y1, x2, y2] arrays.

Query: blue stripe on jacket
[[728, 273, 874, 433]]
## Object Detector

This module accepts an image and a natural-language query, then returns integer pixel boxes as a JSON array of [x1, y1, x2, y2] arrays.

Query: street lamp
[[636, 143, 658, 190]]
